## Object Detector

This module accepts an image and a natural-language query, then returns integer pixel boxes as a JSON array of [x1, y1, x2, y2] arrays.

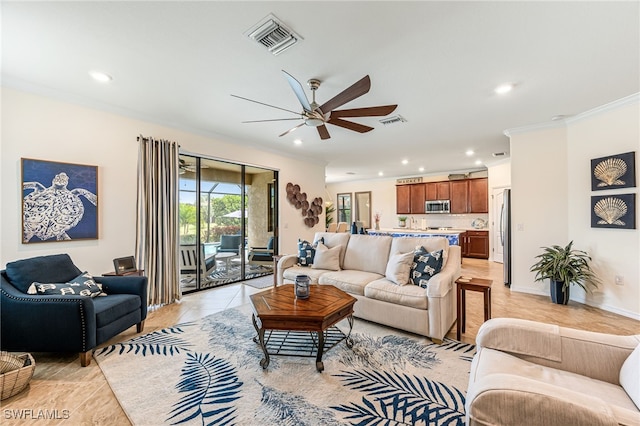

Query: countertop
[[370, 228, 488, 233]]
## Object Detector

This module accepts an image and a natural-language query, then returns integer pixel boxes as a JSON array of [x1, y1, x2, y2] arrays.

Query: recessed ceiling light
[[418, 167, 425, 172], [401, 159, 409, 165], [551, 115, 568, 121], [475, 159, 483, 166], [378, 171, 384, 176], [293, 139, 302, 145], [465, 149, 474, 156], [89, 70, 113, 83], [494, 83, 514, 95]]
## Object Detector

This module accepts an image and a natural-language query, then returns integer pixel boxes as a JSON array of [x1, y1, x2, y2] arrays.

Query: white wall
[[1, 88, 325, 275], [507, 95, 639, 319], [566, 100, 639, 316], [509, 126, 569, 297]]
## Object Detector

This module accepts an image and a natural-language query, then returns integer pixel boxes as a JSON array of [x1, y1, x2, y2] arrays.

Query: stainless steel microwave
[[425, 200, 451, 214]]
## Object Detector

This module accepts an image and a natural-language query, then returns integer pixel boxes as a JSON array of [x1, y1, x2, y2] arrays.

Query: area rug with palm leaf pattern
[[95, 305, 475, 425]]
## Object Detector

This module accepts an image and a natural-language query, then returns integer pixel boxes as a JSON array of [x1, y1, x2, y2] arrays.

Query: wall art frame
[[21, 158, 98, 243], [591, 151, 636, 191], [590, 193, 635, 229]]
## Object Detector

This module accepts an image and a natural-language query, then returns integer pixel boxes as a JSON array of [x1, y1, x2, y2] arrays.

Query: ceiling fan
[[232, 70, 398, 140]]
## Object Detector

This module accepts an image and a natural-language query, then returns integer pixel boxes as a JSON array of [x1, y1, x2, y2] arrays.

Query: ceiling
[[3, 1, 639, 183]]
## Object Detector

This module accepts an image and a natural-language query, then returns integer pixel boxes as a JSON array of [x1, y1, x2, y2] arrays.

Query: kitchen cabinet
[[425, 182, 450, 201], [461, 230, 489, 259], [450, 178, 488, 214], [396, 185, 411, 214], [398, 177, 487, 214], [410, 184, 426, 213], [468, 178, 488, 213], [396, 184, 426, 214], [450, 181, 469, 214]]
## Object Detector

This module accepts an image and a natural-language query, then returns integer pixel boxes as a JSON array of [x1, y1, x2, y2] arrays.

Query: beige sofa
[[466, 318, 640, 426], [276, 232, 461, 343]]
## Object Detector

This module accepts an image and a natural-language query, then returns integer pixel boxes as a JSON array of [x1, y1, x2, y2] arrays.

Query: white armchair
[[466, 318, 640, 426]]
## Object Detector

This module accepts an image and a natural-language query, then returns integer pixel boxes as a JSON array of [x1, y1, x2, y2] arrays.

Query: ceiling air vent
[[379, 115, 407, 126], [492, 152, 507, 157], [246, 14, 302, 56]]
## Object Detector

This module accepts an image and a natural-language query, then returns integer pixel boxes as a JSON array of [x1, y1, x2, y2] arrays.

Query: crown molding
[[565, 92, 639, 124], [503, 121, 565, 137], [503, 92, 639, 137]]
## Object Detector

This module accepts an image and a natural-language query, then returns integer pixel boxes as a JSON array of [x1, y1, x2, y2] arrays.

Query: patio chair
[[179, 245, 216, 283], [248, 236, 275, 267], [218, 235, 243, 255]]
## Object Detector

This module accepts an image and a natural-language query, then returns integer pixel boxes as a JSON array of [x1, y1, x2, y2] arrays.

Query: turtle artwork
[[23, 170, 98, 242]]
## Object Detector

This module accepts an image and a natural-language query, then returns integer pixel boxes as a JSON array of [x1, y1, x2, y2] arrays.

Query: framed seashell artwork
[[21, 158, 98, 243], [591, 193, 635, 229], [591, 151, 636, 191]]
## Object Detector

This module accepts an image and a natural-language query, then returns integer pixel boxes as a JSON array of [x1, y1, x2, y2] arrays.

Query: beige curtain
[[136, 135, 180, 306]]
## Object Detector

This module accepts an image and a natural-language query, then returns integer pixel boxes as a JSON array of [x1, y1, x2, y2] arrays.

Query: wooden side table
[[456, 276, 493, 340]]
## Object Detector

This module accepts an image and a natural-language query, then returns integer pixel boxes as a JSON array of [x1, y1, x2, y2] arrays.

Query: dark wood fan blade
[[282, 70, 312, 112], [279, 123, 305, 137], [231, 94, 301, 116], [331, 105, 397, 118], [317, 125, 330, 140], [319, 75, 371, 114], [242, 118, 302, 123], [327, 117, 374, 133]]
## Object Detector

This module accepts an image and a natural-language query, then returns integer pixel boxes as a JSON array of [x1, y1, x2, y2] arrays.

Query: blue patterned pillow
[[297, 237, 324, 266], [411, 248, 444, 288], [27, 271, 104, 298]]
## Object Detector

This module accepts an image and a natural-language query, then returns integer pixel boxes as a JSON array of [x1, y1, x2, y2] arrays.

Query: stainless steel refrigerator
[[501, 189, 512, 287]]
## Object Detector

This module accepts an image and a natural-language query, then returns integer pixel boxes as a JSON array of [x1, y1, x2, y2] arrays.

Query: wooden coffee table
[[250, 284, 356, 372]]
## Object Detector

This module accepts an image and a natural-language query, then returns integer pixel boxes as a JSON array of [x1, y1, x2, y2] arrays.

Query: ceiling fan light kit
[[233, 70, 398, 140]]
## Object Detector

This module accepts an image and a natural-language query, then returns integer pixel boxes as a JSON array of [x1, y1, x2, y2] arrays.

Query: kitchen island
[[367, 228, 464, 245]]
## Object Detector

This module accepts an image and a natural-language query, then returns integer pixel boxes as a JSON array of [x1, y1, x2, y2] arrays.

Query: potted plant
[[325, 203, 336, 230], [530, 241, 600, 304], [398, 216, 407, 228]]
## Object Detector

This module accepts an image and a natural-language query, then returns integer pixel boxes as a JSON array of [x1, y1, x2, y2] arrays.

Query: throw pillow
[[27, 271, 104, 298], [297, 237, 324, 266], [311, 243, 341, 271], [411, 247, 444, 288], [385, 251, 415, 285], [5, 253, 82, 294], [620, 344, 640, 410]]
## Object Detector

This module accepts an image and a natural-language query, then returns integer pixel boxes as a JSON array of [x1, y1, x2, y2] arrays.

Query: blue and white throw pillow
[[411, 247, 444, 288], [297, 237, 324, 266], [27, 271, 104, 298]]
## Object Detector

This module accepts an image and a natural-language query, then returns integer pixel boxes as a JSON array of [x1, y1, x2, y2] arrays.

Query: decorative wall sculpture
[[21, 158, 98, 243], [591, 194, 635, 229], [285, 182, 322, 228], [591, 151, 636, 191]]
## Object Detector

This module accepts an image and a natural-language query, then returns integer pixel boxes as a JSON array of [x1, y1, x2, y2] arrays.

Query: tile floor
[[1, 258, 639, 425]]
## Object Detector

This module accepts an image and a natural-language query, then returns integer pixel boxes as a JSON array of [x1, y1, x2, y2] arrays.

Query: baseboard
[[571, 295, 640, 321], [512, 285, 640, 321]]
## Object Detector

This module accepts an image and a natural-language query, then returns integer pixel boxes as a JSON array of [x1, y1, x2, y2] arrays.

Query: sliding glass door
[[178, 155, 277, 293]]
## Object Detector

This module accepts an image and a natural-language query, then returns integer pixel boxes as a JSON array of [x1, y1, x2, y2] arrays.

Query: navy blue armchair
[[1, 254, 147, 366]]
